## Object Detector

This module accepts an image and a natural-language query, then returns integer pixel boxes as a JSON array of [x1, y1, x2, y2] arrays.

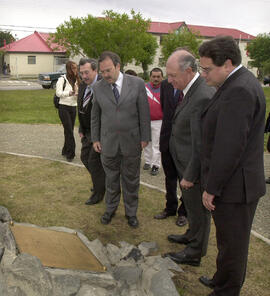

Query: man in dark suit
[[78, 58, 105, 205], [163, 49, 215, 266], [198, 36, 266, 296], [154, 78, 188, 227], [91, 51, 151, 228]]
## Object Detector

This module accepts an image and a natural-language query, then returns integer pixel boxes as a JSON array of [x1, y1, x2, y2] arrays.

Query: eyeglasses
[[199, 66, 214, 74]]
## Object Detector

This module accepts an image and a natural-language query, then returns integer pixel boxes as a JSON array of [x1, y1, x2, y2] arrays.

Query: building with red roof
[[127, 21, 255, 75], [1, 22, 256, 77], [0, 31, 68, 77]]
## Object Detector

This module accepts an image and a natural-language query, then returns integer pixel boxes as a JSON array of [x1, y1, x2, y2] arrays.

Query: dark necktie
[[173, 89, 184, 106], [112, 83, 120, 103], [179, 91, 184, 103]]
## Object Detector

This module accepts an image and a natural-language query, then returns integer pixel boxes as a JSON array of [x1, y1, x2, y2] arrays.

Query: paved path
[[0, 123, 269, 242], [0, 76, 42, 90]]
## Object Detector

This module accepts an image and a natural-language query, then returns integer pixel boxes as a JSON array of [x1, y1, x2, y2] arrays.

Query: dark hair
[[66, 60, 81, 90], [171, 48, 197, 72], [125, 69, 137, 76], [98, 51, 121, 67], [150, 67, 163, 77], [79, 58, 97, 71], [198, 35, 242, 66]]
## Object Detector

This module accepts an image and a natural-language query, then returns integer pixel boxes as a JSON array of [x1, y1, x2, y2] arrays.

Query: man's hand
[[141, 141, 148, 149], [93, 141, 102, 153], [180, 178, 194, 190], [202, 191, 215, 211]]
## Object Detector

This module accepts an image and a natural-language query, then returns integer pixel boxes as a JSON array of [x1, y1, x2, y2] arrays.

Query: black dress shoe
[[154, 210, 175, 219], [85, 193, 103, 205], [163, 251, 201, 266], [266, 177, 270, 184], [100, 212, 115, 225], [127, 216, 139, 228], [176, 215, 187, 227], [199, 276, 215, 289], [167, 234, 189, 244]]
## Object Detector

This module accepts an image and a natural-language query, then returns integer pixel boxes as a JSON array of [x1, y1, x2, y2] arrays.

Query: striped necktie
[[83, 86, 92, 108], [112, 83, 120, 103]]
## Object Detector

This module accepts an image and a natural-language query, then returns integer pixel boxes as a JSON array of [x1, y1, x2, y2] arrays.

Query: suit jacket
[[201, 66, 266, 203], [77, 75, 102, 138], [91, 74, 151, 157], [159, 79, 178, 152], [170, 75, 215, 183]]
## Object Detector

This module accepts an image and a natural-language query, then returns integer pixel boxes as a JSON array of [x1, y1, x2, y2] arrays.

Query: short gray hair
[[173, 48, 198, 72]]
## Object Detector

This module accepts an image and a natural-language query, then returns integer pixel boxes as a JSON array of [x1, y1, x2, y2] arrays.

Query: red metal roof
[[148, 22, 255, 40], [149, 22, 185, 34], [187, 24, 254, 40], [1, 31, 66, 53]]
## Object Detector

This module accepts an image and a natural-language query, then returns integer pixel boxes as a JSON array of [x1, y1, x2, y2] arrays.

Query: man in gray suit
[[91, 51, 151, 228], [163, 48, 215, 266]]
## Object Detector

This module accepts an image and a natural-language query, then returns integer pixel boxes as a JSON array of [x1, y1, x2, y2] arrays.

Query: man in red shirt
[[144, 68, 163, 175]]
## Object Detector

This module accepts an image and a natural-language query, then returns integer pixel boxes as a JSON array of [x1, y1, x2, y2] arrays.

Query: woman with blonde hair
[[56, 61, 80, 162]]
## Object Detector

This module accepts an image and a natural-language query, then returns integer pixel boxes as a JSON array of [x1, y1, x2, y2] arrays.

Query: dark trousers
[[161, 150, 187, 216], [211, 200, 258, 296], [101, 151, 141, 217], [170, 142, 210, 257], [58, 104, 76, 159], [80, 134, 105, 197]]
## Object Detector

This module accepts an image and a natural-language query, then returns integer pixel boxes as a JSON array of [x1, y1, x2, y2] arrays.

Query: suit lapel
[[100, 79, 117, 105], [201, 66, 247, 117], [118, 74, 130, 105], [173, 76, 203, 119]]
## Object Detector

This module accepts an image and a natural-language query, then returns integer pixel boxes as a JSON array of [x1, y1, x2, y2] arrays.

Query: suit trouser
[[170, 142, 210, 257], [101, 151, 141, 217], [80, 133, 106, 197], [144, 120, 162, 167], [58, 104, 76, 159], [161, 150, 187, 216], [211, 200, 258, 296]]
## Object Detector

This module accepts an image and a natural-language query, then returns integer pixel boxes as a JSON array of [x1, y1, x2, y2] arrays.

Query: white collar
[[183, 72, 200, 96]]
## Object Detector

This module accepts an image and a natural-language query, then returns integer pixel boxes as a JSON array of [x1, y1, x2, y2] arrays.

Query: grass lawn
[[0, 89, 78, 125], [1, 154, 270, 296]]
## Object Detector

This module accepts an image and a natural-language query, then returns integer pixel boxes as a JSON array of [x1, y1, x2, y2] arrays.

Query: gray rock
[[0, 249, 17, 266], [144, 255, 182, 273], [150, 269, 179, 296], [118, 241, 135, 259], [76, 284, 115, 296], [1, 247, 17, 267], [46, 268, 117, 290], [0, 246, 5, 262], [50, 272, 81, 296], [113, 265, 142, 285], [138, 242, 158, 257], [0, 222, 17, 252], [0, 206, 12, 222], [8, 286, 27, 296], [0, 267, 9, 295], [123, 248, 143, 262], [3, 253, 53, 296], [106, 243, 121, 265]]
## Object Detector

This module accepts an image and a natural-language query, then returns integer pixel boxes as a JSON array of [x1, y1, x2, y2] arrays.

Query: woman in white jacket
[[56, 61, 80, 162]]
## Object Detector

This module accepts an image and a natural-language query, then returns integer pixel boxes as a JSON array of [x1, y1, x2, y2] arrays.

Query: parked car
[[263, 76, 270, 86], [38, 64, 66, 89]]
